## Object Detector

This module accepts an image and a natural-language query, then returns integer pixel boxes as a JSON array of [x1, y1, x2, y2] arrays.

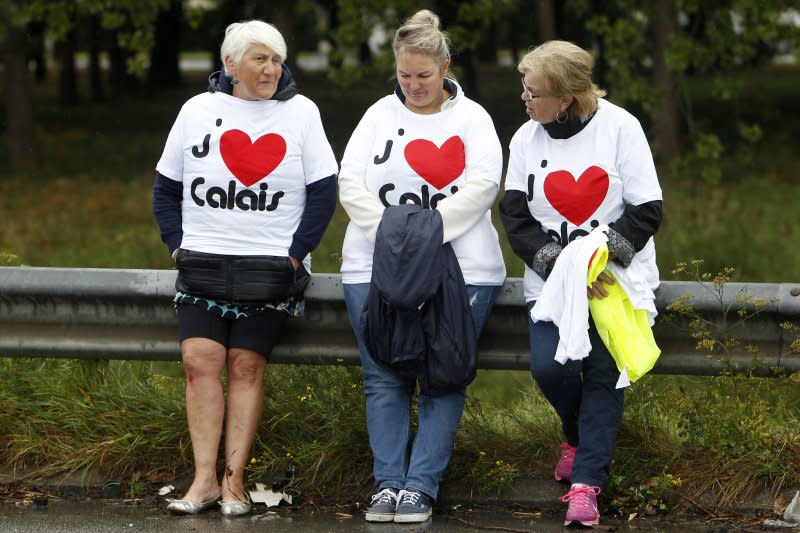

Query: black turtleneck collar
[[542, 109, 597, 139], [207, 63, 298, 101]]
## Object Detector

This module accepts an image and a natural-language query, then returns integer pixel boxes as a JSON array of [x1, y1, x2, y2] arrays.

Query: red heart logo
[[220, 129, 286, 187], [543, 165, 609, 226], [404, 136, 466, 189]]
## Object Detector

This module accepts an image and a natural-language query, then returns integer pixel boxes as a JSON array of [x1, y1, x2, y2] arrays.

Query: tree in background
[[148, 0, 185, 90], [1, 1, 37, 173], [1, 0, 171, 173], [574, 0, 800, 162], [2, 0, 798, 173]]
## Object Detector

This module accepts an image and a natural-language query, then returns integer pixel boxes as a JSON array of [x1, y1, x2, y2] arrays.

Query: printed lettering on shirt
[[372, 128, 464, 208], [187, 117, 286, 212]]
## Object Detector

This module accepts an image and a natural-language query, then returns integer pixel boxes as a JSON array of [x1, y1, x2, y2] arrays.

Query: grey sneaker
[[393, 489, 432, 523], [365, 488, 398, 522]]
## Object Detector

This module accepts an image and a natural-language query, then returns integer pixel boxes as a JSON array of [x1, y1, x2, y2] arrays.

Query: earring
[[555, 110, 568, 124], [231, 78, 239, 86]]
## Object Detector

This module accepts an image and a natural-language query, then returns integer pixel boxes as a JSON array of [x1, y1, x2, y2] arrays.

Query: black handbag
[[175, 249, 308, 304]]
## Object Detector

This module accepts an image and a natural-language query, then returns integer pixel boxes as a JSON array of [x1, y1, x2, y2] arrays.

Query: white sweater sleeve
[[338, 172, 384, 243], [436, 178, 498, 244]]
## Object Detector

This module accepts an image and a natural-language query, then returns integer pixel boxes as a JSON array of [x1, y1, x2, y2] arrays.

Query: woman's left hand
[[289, 256, 300, 270], [587, 271, 615, 300]]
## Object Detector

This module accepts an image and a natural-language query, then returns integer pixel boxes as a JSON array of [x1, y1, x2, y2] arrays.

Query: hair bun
[[407, 9, 439, 29]]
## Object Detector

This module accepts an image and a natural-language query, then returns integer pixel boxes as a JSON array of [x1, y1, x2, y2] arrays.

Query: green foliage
[[668, 133, 724, 185], [2, 0, 171, 76], [611, 471, 683, 516], [0, 359, 187, 480], [467, 451, 519, 493], [246, 364, 372, 497], [128, 472, 147, 499], [585, 9, 661, 115], [581, 0, 800, 164], [0, 251, 21, 266], [665, 260, 797, 368], [325, 0, 409, 87]]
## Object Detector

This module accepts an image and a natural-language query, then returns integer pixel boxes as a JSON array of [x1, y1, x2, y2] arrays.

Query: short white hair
[[220, 20, 287, 75]]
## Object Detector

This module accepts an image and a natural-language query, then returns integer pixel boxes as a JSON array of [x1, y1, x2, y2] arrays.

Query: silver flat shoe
[[219, 493, 253, 517], [166, 496, 220, 514]]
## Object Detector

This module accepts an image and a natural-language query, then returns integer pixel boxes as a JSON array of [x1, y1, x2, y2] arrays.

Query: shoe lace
[[560, 485, 601, 511], [371, 488, 396, 505], [559, 442, 576, 462], [398, 490, 421, 506]]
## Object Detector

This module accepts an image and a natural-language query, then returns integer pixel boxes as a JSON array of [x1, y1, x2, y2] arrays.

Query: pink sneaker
[[554, 442, 576, 481], [561, 484, 601, 527]]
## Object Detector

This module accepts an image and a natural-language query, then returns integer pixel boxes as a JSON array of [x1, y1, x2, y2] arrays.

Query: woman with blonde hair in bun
[[339, 8, 505, 524]]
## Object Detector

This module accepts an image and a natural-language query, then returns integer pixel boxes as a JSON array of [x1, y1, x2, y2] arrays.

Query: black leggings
[[176, 303, 288, 358]]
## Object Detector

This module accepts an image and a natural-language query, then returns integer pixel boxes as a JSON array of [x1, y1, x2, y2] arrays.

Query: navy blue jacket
[[361, 205, 477, 396]]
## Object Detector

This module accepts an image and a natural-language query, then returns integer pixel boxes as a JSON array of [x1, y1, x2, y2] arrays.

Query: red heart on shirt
[[543, 165, 609, 226], [220, 129, 286, 187], [404, 136, 466, 189]]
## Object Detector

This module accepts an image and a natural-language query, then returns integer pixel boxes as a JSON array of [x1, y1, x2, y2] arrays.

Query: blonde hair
[[392, 9, 451, 68], [220, 20, 287, 76], [518, 40, 606, 121]]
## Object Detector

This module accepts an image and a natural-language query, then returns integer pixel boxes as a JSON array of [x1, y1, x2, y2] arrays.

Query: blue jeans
[[344, 283, 499, 500], [527, 301, 624, 488]]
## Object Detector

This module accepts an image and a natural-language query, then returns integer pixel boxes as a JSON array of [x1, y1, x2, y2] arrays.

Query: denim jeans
[[344, 283, 499, 500], [527, 301, 624, 488]]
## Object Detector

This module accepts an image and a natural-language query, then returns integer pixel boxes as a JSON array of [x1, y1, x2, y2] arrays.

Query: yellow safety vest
[[587, 244, 660, 383]]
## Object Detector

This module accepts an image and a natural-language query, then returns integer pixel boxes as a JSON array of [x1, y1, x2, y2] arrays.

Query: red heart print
[[220, 129, 286, 187], [543, 165, 609, 226], [404, 136, 466, 189]]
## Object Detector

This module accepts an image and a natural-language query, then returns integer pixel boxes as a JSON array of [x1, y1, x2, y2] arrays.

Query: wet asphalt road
[[0, 499, 714, 533]]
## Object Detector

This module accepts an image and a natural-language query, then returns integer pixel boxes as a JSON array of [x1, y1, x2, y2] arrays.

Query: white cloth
[[530, 227, 609, 363], [531, 225, 659, 364], [156, 91, 338, 264], [338, 79, 506, 285], [504, 98, 662, 302]]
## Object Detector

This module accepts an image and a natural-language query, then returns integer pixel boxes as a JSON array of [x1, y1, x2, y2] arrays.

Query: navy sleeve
[[609, 200, 663, 251], [288, 175, 337, 261], [499, 190, 555, 267], [152, 172, 183, 254]]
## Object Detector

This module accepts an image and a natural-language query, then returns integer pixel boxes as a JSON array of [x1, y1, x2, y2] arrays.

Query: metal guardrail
[[0, 267, 798, 376]]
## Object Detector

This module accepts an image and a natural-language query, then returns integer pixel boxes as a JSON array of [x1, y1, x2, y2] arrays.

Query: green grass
[[2, 359, 797, 513]]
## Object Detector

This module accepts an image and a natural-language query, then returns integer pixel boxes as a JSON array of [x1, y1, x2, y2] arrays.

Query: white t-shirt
[[505, 98, 662, 301], [156, 91, 338, 263], [339, 86, 506, 285]]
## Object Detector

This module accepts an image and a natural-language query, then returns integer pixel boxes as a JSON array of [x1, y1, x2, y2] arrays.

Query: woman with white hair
[[152, 20, 337, 517]]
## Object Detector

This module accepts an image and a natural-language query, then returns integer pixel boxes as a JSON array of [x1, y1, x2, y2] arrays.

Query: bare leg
[[221, 347, 266, 501], [180, 338, 226, 503]]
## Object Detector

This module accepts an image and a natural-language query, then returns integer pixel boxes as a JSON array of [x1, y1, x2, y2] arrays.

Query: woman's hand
[[289, 256, 300, 270], [587, 271, 615, 300]]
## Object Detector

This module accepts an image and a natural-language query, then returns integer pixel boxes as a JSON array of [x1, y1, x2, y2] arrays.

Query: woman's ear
[[560, 94, 575, 112], [224, 55, 236, 78]]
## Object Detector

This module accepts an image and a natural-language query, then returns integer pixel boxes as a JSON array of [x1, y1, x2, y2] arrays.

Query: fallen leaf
[[774, 492, 790, 515]]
